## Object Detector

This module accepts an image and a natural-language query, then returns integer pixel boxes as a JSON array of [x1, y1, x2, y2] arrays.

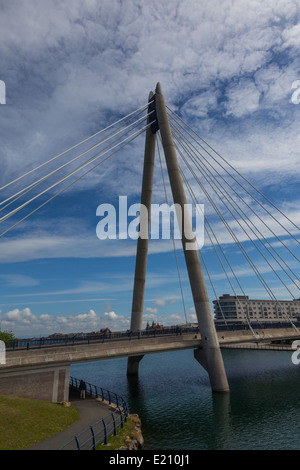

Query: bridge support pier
[[155, 82, 229, 393], [193, 348, 229, 392], [127, 355, 144, 376]]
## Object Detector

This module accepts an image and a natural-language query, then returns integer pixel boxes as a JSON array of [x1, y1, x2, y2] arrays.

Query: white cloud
[[182, 91, 219, 119], [282, 23, 300, 49], [3, 307, 35, 323], [103, 311, 118, 320], [0, 306, 130, 336], [0, 0, 299, 181], [1, 304, 197, 337], [145, 307, 158, 314], [226, 80, 261, 118]]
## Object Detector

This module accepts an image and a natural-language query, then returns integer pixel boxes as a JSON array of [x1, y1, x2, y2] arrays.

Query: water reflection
[[126, 374, 147, 413], [211, 393, 232, 450], [71, 348, 300, 450]]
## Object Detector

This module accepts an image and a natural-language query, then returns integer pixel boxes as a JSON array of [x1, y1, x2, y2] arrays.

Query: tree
[[0, 330, 15, 343]]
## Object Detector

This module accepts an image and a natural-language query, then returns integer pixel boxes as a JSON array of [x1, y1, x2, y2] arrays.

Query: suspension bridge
[[0, 83, 299, 400]]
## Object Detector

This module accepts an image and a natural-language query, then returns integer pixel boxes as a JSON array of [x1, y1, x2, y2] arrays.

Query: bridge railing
[[4, 321, 300, 351], [60, 377, 128, 450], [4, 324, 200, 351], [215, 321, 300, 332]]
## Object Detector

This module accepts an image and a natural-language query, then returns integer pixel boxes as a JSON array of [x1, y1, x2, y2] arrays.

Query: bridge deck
[[1, 332, 201, 370], [1, 327, 300, 372]]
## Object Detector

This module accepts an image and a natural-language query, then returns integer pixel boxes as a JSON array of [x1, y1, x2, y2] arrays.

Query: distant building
[[213, 294, 300, 324], [146, 321, 162, 330]]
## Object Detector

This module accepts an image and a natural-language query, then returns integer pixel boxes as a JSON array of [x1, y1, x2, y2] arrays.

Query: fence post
[[102, 418, 108, 445], [119, 409, 124, 429], [112, 412, 117, 436], [90, 426, 96, 450], [114, 393, 119, 407], [75, 436, 80, 450]]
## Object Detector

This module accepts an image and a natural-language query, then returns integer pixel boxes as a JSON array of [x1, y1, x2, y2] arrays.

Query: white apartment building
[[213, 294, 300, 324]]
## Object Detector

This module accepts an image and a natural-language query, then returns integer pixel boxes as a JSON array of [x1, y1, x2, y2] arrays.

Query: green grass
[[0, 395, 79, 450]]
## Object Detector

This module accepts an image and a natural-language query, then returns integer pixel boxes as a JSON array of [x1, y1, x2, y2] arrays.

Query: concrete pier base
[[127, 355, 144, 376], [194, 349, 229, 393]]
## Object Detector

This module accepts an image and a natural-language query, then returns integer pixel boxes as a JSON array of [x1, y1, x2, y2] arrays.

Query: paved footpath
[[27, 388, 113, 450]]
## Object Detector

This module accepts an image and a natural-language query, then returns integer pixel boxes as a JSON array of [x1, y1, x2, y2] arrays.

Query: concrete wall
[[0, 364, 70, 402]]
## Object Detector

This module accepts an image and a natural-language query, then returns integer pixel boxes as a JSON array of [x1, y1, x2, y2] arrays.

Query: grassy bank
[[97, 415, 142, 450], [0, 395, 79, 450], [0, 395, 141, 451]]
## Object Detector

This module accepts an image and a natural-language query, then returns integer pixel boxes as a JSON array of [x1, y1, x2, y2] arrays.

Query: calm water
[[71, 348, 300, 450]]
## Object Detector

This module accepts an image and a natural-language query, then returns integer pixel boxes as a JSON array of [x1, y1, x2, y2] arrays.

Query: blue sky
[[0, 0, 299, 337]]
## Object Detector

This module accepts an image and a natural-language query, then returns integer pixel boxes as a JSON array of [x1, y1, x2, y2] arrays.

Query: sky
[[0, 0, 299, 337]]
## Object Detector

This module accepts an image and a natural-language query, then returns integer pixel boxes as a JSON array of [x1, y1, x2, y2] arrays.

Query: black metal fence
[[59, 377, 128, 450], [4, 325, 200, 351], [4, 322, 300, 351]]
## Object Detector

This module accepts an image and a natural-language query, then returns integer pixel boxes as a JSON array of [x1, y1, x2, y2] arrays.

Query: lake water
[[71, 348, 300, 450]]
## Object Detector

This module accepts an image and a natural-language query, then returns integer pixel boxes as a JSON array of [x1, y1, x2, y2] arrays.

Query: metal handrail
[[59, 377, 128, 450], [4, 321, 300, 351], [69, 376, 128, 414], [4, 324, 199, 350]]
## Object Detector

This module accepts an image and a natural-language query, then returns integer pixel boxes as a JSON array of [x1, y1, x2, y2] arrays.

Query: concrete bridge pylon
[[127, 84, 230, 393], [127, 91, 156, 376]]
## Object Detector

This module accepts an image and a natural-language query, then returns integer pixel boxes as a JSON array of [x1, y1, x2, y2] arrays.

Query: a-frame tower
[[127, 83, 229, 393]]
